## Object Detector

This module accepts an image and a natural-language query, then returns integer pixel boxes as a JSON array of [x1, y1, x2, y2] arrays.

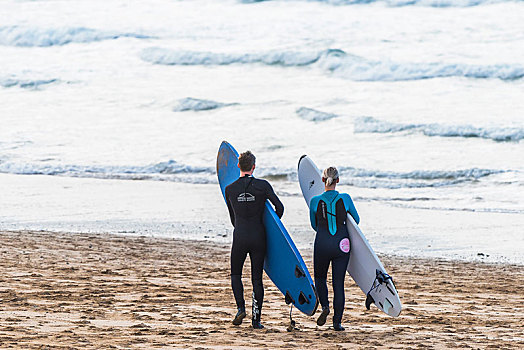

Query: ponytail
[[322, 166, 339, 187]]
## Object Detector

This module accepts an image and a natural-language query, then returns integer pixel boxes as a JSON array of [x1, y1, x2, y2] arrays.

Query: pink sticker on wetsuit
[[339, 238, 350, 253]]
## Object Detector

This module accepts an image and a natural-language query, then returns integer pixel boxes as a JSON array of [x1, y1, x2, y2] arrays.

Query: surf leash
[[365, 269, 393, 310], [286, 304, 296, 332]]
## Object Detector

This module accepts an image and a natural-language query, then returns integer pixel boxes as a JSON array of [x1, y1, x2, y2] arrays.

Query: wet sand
[[1, 230, 523, 349]]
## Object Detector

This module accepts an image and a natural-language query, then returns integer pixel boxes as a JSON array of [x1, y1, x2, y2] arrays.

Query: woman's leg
[[314, 244, 331, 310], [331, 253, 350, 325]]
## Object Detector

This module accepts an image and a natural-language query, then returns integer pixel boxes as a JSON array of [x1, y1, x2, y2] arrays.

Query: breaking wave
[[0, 158, 511, 189], [173, 97, 236, 112], [355, 116, 524, 142], [252, 165, 508, 189], [296, 107, 338, 121], [0, 26, 151, 47], [140, 48, 524, 81], [240, 0, 516, 7], [140, 47, 321, 66], [336, 166, 507, 189], [0, 77, 59, 89], [0, 160, 216, 184], [317, 50, 524, 81], [339, 166, 504, 180]]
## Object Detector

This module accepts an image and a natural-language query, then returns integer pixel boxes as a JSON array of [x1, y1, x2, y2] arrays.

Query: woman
[[309, 166, 359, 331]]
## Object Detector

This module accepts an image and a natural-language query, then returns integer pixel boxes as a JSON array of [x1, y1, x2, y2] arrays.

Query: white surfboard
[[298, 155, 402, 317]]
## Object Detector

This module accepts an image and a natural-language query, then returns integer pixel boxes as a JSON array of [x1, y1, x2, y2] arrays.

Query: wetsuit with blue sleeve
[[225, 175, 284, 322], [310, 190, 359, 325]]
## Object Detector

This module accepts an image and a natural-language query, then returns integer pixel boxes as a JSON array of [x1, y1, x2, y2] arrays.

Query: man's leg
[[231, 240, 248, 324], [249, 243, 266, 329]]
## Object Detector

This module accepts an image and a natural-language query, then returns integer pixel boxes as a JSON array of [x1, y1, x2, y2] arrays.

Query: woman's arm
[[343, 194, 360, 224], [309, 196, 319, 231]]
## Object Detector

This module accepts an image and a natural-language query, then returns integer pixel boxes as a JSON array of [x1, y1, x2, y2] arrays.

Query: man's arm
[[265, 182, 284, 218], [225, 187, 235, 227]]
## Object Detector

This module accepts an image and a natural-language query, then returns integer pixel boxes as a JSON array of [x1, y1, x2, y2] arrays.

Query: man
[[225, 150, 284, 329]]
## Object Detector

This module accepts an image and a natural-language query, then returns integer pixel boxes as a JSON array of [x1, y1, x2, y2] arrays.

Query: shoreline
[[2, 225, 522, 268], [2, 173, 523, 266], [3, 228, 524, 269], [1, 230, 523, 349]]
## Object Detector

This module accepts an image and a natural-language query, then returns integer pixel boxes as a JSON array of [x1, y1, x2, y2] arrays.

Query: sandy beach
[[1, 230, 523, 349]]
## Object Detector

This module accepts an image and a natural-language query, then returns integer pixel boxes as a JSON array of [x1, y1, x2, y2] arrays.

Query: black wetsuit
[[310, 190, 359, 325], [225, 175, 284, 321]]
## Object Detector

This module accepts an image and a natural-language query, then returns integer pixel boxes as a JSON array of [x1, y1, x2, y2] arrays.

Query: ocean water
[[1, 0, 523, 264]]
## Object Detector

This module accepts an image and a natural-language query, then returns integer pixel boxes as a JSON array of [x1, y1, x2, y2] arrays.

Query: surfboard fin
[[365, 292, 374, 310], [298, 291, 309, 305], [285, 291, 295, 305], [295, 265, 306, 278]]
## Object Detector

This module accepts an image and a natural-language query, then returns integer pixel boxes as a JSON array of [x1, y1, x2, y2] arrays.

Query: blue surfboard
[[217, 141, 318, 316]]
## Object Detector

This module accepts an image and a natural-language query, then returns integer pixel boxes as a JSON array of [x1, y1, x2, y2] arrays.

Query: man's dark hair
[[238, 151, 256, 172]]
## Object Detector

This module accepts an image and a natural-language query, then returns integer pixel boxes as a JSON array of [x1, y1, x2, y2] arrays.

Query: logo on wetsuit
[[252, 292, 260, 321], [339, 238, 350, 253], [237, 193, 255, 202]]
